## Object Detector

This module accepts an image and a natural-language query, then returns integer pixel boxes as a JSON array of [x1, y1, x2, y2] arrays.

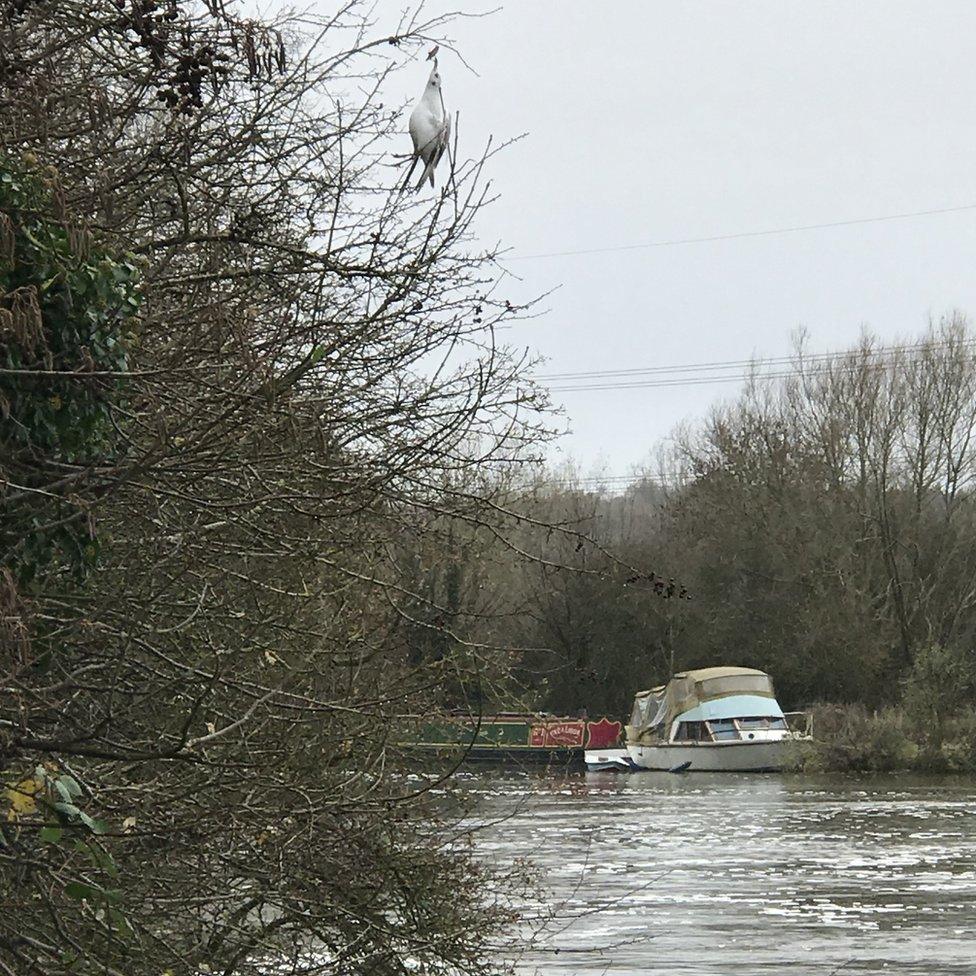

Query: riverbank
[[790, 703, 976, 773]]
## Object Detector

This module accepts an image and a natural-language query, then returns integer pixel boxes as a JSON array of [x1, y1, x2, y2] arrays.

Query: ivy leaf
[[106, 906, 131, 934], [56, 775, 82, 800], [80, 812, 109, 835], [74, 839, 118, 876], [52, 801, 82, 824], [65, 880, 122, 905], [64, 881, 97, 902]]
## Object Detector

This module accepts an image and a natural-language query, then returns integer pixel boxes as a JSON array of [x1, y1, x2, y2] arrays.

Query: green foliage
[[937, 713, 976, 772], [4, 764, 107, 835], [0, 155, 141, 582], [2, 763, 125, 947], [902, 642, 975, 753], [801, 704, 919, 772], [791, 702, 976, 773]]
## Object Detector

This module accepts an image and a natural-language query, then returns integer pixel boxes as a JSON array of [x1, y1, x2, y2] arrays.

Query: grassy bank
[[789, 703, 976, 773]]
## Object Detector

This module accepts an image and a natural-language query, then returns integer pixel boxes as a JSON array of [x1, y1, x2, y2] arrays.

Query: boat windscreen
[[708, 719, 740, 741], [737, 716, 787, 730]]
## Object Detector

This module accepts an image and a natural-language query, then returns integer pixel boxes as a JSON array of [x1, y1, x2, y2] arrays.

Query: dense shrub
[[800, 704, 919, 772], [792, 701, 976, 773]]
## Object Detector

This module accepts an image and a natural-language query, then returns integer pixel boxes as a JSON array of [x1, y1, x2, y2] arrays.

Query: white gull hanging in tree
[[403, 48, 451, 192]]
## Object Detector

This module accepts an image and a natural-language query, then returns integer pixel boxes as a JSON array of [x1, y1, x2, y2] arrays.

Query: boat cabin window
[[707, 719, 740, 741], [673, 721, 710, 742], [737, 716, 787, 731]]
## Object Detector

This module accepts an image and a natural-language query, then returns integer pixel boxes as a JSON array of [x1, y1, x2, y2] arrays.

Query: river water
[[459, 768, 976, 975]]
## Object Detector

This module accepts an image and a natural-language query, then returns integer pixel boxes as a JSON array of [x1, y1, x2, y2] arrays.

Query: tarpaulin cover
[[627, 667, 778, 743]]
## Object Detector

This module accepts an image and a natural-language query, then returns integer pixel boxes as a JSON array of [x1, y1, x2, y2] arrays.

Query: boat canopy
[[630, 667, 777, 734]]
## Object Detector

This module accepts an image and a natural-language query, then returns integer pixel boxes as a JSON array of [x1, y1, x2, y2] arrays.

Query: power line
[[540, 474, 664, 485], [548, 362, 885, 392], [549, 363, 889, 393], [535, 338, 962, 382], [504, 203, 976, 262], [523, 472, 686, 491], [541, 339, 976, 393]]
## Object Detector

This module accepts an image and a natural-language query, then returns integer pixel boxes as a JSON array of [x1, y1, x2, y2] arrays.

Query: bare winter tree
[[0, 3, 559, 974], [662, 316, 976, 703]]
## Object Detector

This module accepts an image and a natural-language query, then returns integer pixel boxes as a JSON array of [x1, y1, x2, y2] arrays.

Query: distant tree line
[[424, 318, 976, 725]]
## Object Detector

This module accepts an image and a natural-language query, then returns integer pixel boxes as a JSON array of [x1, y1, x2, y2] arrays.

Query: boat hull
[[626, 738, 792, 772], [584, 748, 639, 772]]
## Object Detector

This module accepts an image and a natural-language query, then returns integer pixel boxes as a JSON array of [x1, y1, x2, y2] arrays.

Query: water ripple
[[462, 770, 976, 975]]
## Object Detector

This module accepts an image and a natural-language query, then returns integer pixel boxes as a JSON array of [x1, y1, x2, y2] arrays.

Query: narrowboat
[[402, 711, 622, 763]]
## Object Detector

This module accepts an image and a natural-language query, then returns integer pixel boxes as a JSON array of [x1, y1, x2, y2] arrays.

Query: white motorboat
[[625, 666, 807, 772], [583, 748, 639, 772]]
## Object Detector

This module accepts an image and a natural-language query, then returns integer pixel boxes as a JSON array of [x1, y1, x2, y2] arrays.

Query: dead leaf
[[5, 775, 42, 821]]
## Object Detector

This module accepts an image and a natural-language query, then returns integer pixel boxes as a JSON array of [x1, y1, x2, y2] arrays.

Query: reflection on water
[[459, 769, 976, 975]]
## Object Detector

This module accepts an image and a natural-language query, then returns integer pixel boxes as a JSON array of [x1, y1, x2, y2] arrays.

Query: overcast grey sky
[[369, 2, 976, 476]]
